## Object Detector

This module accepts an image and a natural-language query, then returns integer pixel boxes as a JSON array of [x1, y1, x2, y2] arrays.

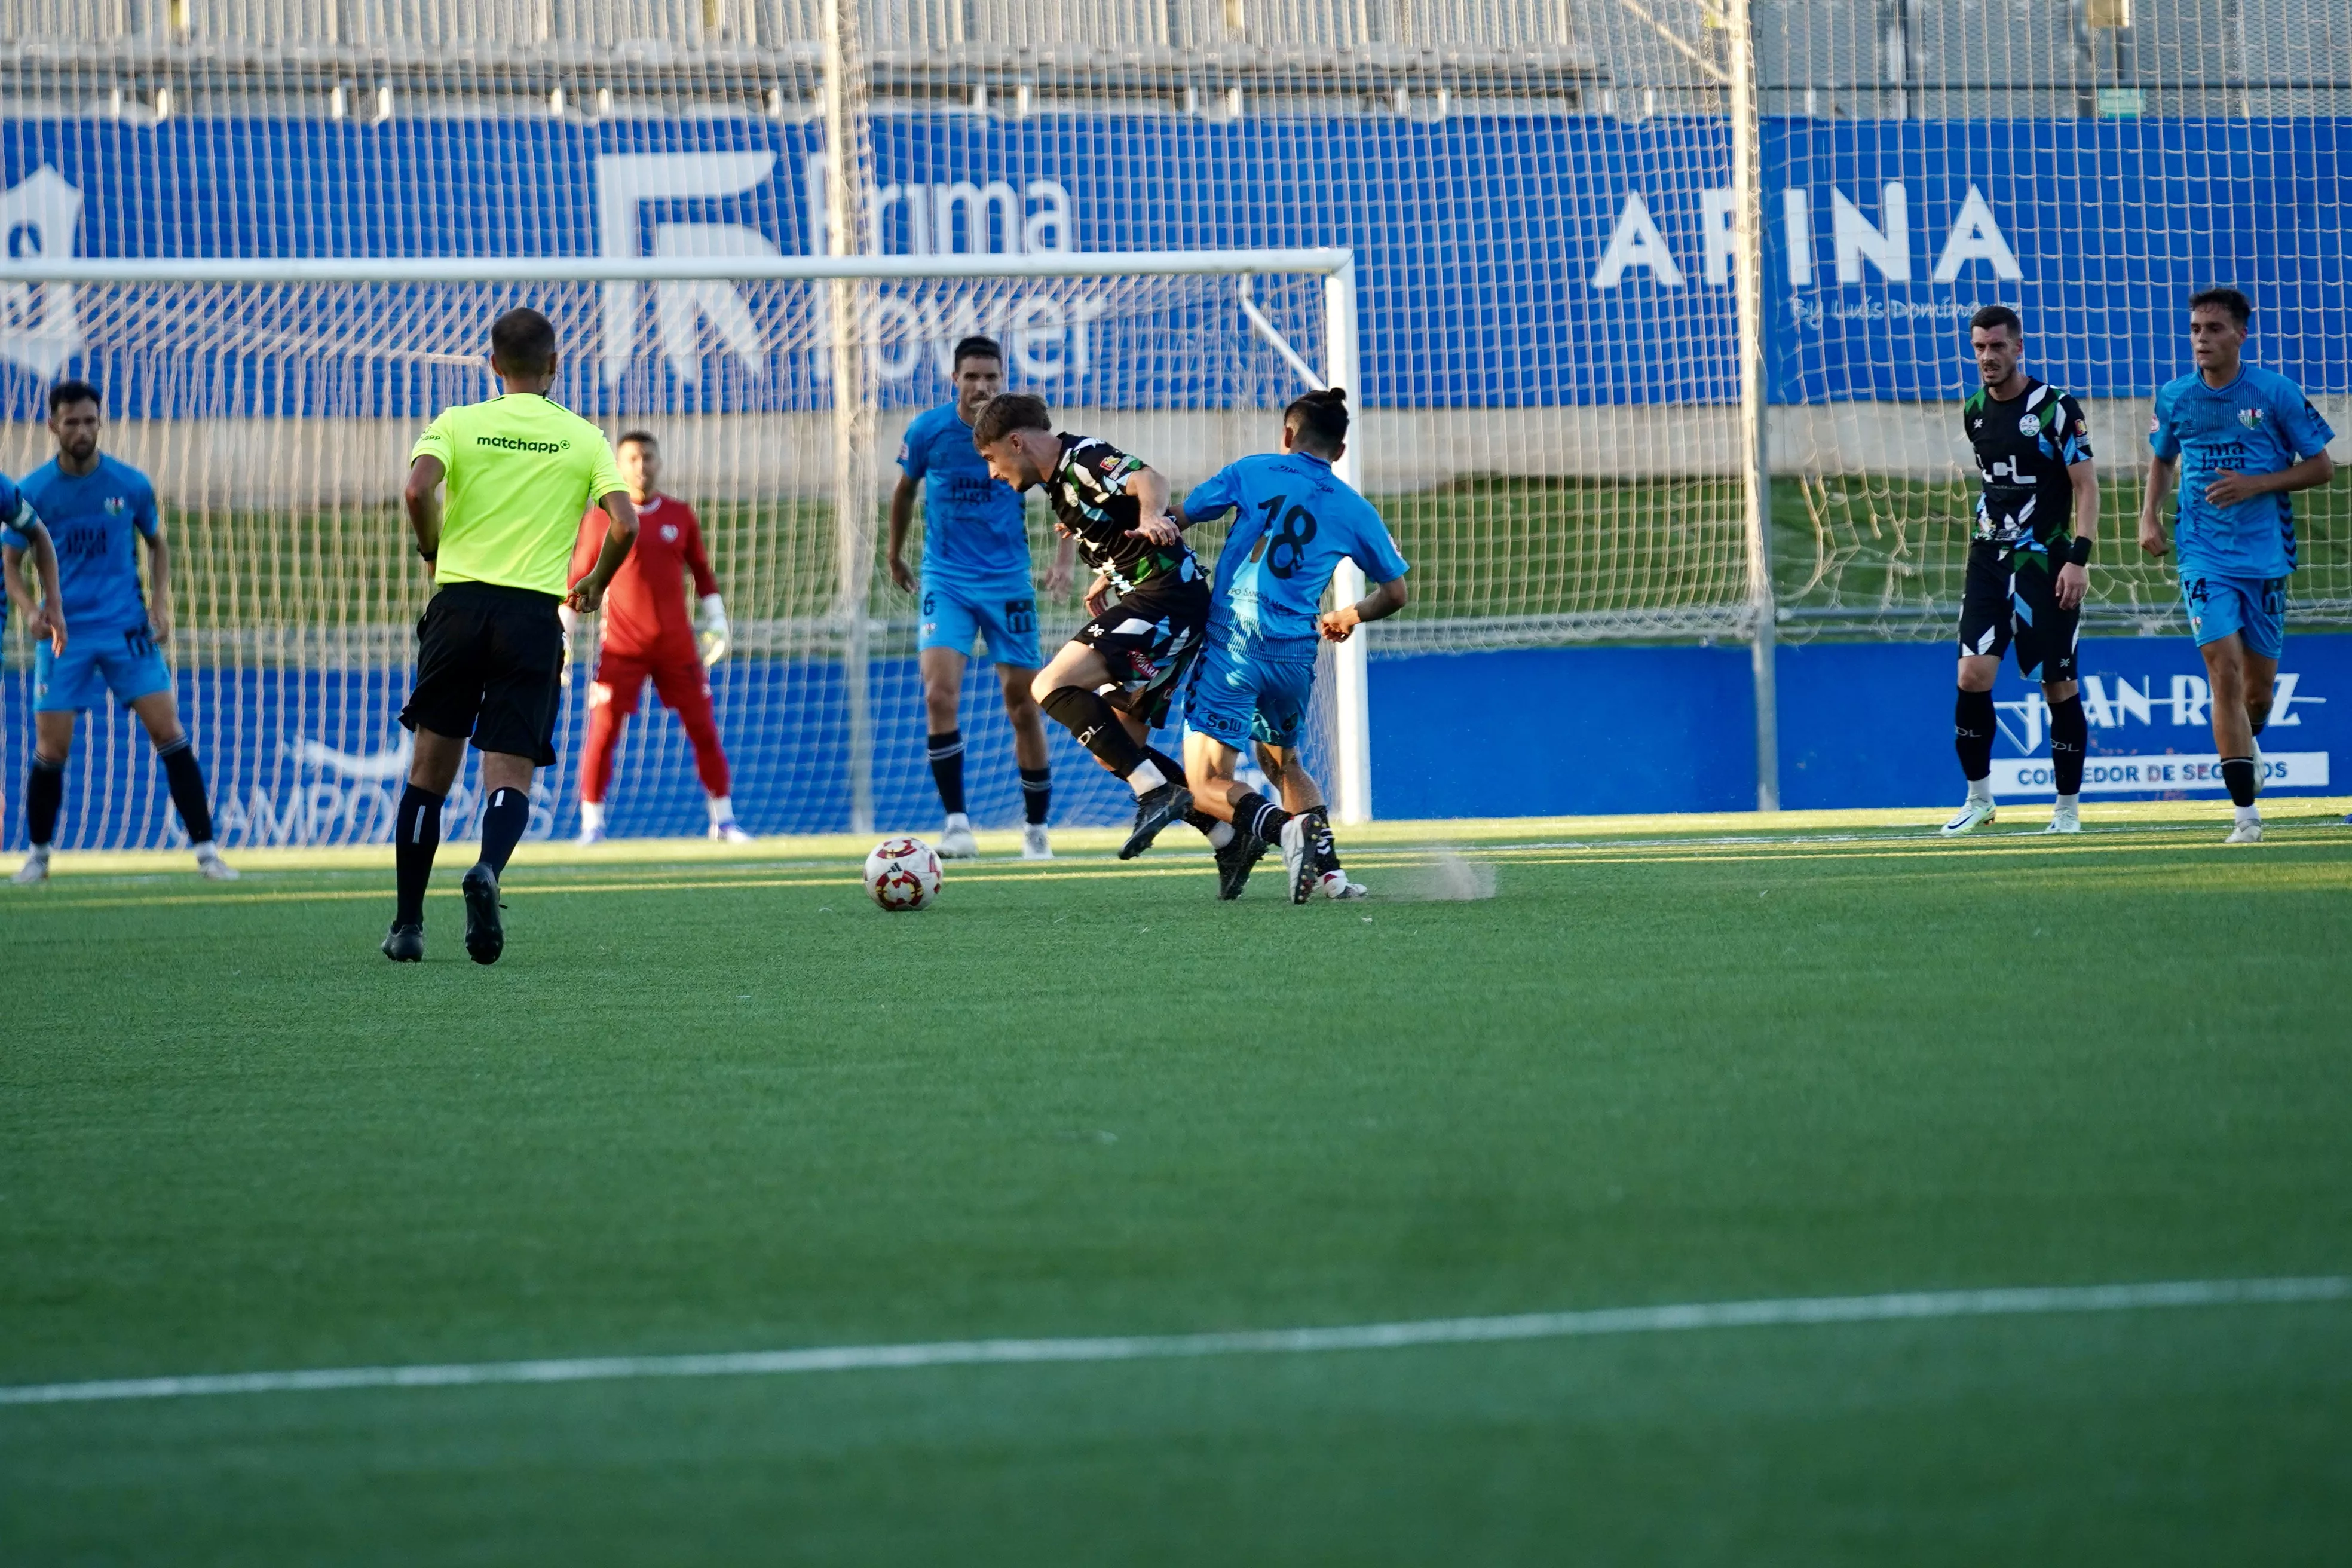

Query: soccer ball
[[864, 836, 942, 912]]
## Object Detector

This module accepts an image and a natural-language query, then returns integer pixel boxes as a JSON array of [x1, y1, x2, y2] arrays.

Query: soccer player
[[3, 380, 235, 884], [385, 307, 636, 963], [2139, 287, 2337, 844], [0, 466, 69, 656], [1940, 305, 2099, 837], [972, 393, 1205, 859], [1177, 388, 1411, 902], [562, 430, 748, 844], [887, 336, 1074, 860]]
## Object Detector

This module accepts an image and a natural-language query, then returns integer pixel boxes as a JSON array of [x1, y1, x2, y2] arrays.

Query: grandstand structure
[[1, 1, 2347, 844]]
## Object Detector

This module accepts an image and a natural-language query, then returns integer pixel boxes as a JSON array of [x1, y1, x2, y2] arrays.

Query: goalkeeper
[[562, 430, 748, 843]]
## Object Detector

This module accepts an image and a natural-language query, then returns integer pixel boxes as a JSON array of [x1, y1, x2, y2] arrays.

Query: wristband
[[2066, 536, 2093, 567], [418, 546, 437, 563]]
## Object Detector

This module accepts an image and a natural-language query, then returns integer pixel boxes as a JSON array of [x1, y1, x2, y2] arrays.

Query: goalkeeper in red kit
[[562, 430, 749, 842]]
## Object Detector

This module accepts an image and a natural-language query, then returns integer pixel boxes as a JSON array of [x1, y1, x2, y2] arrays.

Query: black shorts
[[1073, 575, 1211, 729], [400, 581, 567, 765], [1956, 540, 2080, 683]]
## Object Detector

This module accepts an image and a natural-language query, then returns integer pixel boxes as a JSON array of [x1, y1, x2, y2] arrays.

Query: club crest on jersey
[[103, 495, 125, 514], [2018, 415, 2039, 435], [660, 524, 678, 541], [2238, 408, 2265, 429]]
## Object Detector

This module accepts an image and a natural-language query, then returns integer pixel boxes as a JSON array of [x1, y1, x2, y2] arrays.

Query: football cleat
[[2044, 806, 2081, 834], [11, 850, 50, 886], [1214, 828, 1269, 900], [1939, 798, 1996, 836], [195, 846, 240, 881], [1021, 823, 1053, 860], [1316, 869, 1369, 899], [708, 821, 754, 844], [381, 923, 425, 963], [1279, 816, 1315, 904], [1118, 783, 1193, 861], [937, 813, 978, 859], [461, 863, 506, 965], [2223, 819, 2264, 846]]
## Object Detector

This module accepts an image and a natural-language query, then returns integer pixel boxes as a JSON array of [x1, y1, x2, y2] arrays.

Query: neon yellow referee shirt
[[411, 394, 626, 597]]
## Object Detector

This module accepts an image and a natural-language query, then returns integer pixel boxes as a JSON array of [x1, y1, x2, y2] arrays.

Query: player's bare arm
[[567, 491, 639, 614], [1043, 532, 1077, 597], [2204, 449, 2336, 507], [2056, 459, 2098, 610], [143, 522, 173, 644], [886, 471, 921, 592], [2138, 454, 2177, 556], [1320, 575, 1411, 641], [404, 454, 446, 561], [1122, 466, 1174, 535], [1, 525, 67, 651]]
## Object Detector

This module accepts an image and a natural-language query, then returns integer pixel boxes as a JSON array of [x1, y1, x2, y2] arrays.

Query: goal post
[[0, 245, 1374, 835]]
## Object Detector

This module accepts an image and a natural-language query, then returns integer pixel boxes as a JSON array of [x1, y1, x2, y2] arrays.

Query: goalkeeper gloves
[[697, 593, 731, 667]]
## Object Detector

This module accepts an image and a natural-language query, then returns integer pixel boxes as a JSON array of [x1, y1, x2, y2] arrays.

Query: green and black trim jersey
[[1045, 433, 1197, 596], [1963, 378, 2093, 549]]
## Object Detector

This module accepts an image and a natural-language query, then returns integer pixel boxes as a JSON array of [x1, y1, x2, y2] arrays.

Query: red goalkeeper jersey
[[570, 492, 718, 664]]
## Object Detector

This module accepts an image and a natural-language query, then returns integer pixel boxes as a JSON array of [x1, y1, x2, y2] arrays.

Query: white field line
[[3, 1276, 2343, 1410]]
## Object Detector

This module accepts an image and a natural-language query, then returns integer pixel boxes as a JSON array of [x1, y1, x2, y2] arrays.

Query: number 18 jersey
[[1180, 450, 1410, 656]]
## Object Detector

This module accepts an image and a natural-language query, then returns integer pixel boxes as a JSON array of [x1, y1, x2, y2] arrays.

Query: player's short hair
[[1284, 385, 1350, 456], [951, 335, 1003, 372], [616, 429, 658, 452], [1968, 305, 2022, 339], [972, 391, 1052, 447], [48, 378, 102, 412], [2189, 287, 2253, 326], [490, 307, 559, 375]]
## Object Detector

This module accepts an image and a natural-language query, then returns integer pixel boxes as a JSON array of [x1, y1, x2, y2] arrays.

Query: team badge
[[104, 496, 125, 514], [661, 524, 678, 541], [2018, 415, 2038, 435], [2239, 408, 2265, 428]]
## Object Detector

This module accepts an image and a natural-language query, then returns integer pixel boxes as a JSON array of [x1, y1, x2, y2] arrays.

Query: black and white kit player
[[1944, 304, 2100, 837], [972, 393, 1215, 859]]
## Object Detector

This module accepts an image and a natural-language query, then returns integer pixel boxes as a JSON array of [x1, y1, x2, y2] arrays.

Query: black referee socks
[[394, 783, 444, 926], [2047, 693, 2088, 797], [1954, 688, 1996, 782], [477, 787, 531, 876]]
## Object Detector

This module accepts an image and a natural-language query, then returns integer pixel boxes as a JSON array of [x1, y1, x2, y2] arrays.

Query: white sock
[[2235, 803, 2261, 825], [707, 795, 736, 826], [580, 800, 607, 832], [1966, 777, 1993, 805], [1205, 820, 1236, 849], [193, 840, 219, 859], [944, 810, 969, 830], [1126, 759, 1165, 797], [2054, 792, 2079, 813]]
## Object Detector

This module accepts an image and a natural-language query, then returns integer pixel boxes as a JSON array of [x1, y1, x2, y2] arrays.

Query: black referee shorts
[[400, 581, 566, 765]]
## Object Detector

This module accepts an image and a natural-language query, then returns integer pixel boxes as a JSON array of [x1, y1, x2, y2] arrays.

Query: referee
[[384, 307, 637, 964]]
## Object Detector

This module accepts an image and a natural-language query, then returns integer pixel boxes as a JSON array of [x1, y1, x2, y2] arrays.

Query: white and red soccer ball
[[863, 836, 943, 911]]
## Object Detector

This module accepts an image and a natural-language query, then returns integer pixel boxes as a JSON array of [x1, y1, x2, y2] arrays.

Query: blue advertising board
[[4, 115, 2345, 414]]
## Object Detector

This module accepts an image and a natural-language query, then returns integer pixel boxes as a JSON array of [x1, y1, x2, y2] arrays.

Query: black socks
[[155, 736, 215, 846], [1019, 766, 1051, 826], [477, 786, 530, 875], [394, 783, 444, 926], [2220, 756, 2259, 807], [2047, 694, 2087, 797], [927, 729, 966, 814], [1955, 688, 1996, 782], [1039, 686, 1146, 778], [1229, 789, 1291, 846], [25, 754, 63, 847]]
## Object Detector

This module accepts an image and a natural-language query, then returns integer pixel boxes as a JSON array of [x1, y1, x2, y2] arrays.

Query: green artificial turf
[[4, 822, 2350, 1563]]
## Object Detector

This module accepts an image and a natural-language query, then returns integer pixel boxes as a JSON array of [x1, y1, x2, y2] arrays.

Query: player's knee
[[2042, 679, 2078, 704], [1955, 660, 1997, 693]]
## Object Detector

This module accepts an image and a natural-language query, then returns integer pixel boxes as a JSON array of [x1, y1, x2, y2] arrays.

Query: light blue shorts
[[918, 578, 1042, 670], [2180, 571, 2286, 659], [1184, 635, 1316, 751], [34, 624, 173, 712]]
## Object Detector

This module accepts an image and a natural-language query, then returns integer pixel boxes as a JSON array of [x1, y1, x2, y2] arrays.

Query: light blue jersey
[[898, 402, 1031, 589], [0, 470, 37, 632], [4, 455, 160, 637], [2149, 365, 2335, 579], [1180, 451, 1410, 657]]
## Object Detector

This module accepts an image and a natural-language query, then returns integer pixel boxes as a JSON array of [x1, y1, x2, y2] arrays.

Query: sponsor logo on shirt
[[474, 434, 572, 454]]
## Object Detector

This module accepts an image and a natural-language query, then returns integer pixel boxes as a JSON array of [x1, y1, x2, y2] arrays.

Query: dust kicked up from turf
[[1383, 850, 1499, 901]]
